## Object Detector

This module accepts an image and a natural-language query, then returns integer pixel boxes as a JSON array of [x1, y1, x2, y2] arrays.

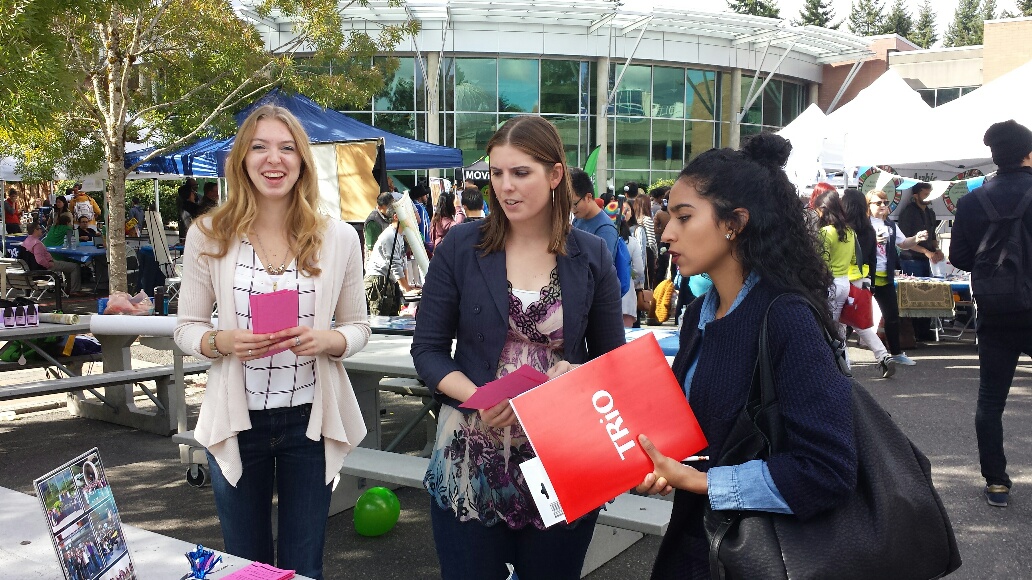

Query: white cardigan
[[174, 217, 370, 486]]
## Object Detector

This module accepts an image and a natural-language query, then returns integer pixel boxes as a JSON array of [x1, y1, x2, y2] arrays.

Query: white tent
[[877, 58, 1032, 179], [821, 68, 934, 173], [777, 103, 828, 192]]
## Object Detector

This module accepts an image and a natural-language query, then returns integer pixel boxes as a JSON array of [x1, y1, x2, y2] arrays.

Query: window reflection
[[499, 59, 539, 113], [454, 59, 497, 112], [374, 57, 415, 112], [686, 70, 717, 122]]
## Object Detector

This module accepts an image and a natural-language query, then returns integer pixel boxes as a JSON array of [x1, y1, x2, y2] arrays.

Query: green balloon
[[354, 487, 401, 537]]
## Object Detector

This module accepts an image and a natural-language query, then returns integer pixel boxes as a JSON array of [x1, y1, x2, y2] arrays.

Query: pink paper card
[[221, 562, 295, 580], [249, 289, 299, 358], [459, 365, 549, 410]]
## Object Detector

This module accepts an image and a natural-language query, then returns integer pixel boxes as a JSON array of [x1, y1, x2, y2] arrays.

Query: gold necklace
[[250, 233, 290, 276]]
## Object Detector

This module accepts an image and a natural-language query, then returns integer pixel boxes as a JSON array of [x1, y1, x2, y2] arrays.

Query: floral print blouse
[[424, 268, 563, 529]]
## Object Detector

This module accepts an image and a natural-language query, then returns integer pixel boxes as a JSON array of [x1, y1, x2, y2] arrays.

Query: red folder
[[510, 334, 706, 523]]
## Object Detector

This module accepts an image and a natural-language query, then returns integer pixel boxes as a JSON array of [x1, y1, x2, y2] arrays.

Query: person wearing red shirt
[[4, 188, 22, 234]]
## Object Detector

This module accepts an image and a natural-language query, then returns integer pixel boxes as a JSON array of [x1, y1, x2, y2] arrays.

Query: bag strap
[[973, 186, 1032, 259], [853, 233, 863, 270], [387, 225, 401, 271]]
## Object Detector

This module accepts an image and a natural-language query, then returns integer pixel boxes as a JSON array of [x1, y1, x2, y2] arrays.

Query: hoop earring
[[551, 189, 555, 204]]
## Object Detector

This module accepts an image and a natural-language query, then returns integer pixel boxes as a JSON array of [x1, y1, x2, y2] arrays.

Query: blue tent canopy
[[126, 91, 462, 177]]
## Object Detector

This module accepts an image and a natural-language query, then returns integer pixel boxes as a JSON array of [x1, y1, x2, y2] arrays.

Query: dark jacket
[[670, 281, 856, 520], [898, 199, 939, 261], [411, 221, 626, 410], [950, 166, 1032, 328]]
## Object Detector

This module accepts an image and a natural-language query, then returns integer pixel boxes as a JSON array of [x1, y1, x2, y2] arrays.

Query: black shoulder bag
[[704, 296, 961, 580]]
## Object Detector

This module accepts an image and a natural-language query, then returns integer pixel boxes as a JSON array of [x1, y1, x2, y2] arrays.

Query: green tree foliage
[[880, 0, 913, 37], [848, 0, 886, 36], [0, 0, 417, 292], [727, 0, 781, 19], [944, 0, 990, 46], [795, 0, 839, 28], [1020, 0, 1032, 16], [910, 0, 939, 48]]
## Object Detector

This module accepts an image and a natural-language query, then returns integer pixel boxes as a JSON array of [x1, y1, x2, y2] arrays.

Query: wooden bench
[[0, 361, 210, 403]]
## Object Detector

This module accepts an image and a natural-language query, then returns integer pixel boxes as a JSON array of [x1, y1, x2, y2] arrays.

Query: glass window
[[499, 59, 539, 113], [613, 116, 651, 170], [686, 70, 718, 122], [441, 58, 455, 112], [762, 80, 782, 127], [740, 124, 761, 138], [740, 81, 762, 125], [415, 56, 428, 112], [610, 64, 651, 117], [541, 60, 582, 114], [651, 119, 684, 170], [917, 89, 935, 108], [454, 59, 497, 112], [653, 67, 686, 119], [936, 87, 961, 106], [782, 82, 802, 125], [548, 115, 582, 167], [374, 57, 415, 112], [614, 170, 650, 191], [960, 86, 978, 96], [687, 121, 716, 161], [374, 113, 415, 139], [455, 113, 496, 165], [347, 112, 372, 126]]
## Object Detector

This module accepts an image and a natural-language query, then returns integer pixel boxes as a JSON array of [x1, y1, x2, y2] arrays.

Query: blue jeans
[[975, 327, 1032, 488], [430, 501, 599, 580], [206, 404, 331, 580]]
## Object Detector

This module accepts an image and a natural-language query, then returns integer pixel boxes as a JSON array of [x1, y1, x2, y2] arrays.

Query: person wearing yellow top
[[811, 186, 854, 360]]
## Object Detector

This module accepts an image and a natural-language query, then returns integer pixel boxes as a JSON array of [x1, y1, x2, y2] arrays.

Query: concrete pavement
[[1, 329, 1030, 578]]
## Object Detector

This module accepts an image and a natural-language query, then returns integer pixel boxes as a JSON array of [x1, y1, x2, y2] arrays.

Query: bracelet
[[208, 331, 226, 358]]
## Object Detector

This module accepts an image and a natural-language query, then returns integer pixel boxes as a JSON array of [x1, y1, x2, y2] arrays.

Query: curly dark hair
[[841, 187, 874, 246], [677, 133, 836, 336]]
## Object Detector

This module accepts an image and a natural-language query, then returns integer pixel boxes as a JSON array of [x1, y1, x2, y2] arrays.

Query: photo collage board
[[34, 448, 137, 580]]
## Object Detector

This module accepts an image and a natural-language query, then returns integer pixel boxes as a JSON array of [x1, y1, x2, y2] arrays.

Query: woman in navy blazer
[[411, 116, 624, 580]]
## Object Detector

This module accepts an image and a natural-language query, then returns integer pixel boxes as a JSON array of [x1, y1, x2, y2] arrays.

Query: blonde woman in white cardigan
[[174, 104, 370, 580]]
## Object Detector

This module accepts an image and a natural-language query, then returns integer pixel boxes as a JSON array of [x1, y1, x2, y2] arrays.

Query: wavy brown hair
[[477, 116, 573, 255], [197, 104, 325, 276]]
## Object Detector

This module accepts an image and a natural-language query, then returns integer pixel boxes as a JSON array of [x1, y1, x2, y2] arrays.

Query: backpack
[[969, 189, 1032, 316], [592, 220, 631, 295]]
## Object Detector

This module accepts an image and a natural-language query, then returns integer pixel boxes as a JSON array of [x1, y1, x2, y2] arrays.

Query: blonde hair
[[865, 190, 888, 217], [198, 104, 325, 276], [478, 116, 573, 255]]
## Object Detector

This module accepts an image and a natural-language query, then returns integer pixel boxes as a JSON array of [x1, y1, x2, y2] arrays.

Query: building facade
[[244, 0, 869, 190]]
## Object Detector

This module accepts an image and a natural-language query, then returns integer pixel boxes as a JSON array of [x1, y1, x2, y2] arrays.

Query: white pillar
[[595, 56, 610, 193], [426, 52, 441, 179], [730, 68, 742, 150]]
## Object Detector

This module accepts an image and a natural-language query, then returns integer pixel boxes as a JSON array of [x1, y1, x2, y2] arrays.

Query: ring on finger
[[294, 336, 301, 348], [247, 349, 252, 357]]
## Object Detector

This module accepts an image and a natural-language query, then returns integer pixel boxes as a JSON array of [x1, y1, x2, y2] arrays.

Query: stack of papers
[[222, 562, 295, 580]]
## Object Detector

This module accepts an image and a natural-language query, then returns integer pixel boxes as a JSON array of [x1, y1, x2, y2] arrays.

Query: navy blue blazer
[[411, 220, 626, 410]]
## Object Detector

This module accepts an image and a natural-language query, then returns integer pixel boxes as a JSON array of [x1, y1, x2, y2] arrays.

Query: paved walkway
[[1, 328, 1030, 578]]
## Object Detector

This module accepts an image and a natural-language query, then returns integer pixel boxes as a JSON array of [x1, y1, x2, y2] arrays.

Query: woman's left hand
[[268, 327, 346, 358], [544, 360, 581, 380], [635, 434, 707, 495]]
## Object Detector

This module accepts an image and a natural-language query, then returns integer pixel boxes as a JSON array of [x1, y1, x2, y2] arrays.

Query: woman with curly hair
[[411, 116, 625, 579], [635, 133, 856, 579]]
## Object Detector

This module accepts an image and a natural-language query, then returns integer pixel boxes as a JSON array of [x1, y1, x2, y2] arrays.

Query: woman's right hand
[[914, 230, 929, 243], [479, 399, 517, 428], [219, 329, 278, 362]]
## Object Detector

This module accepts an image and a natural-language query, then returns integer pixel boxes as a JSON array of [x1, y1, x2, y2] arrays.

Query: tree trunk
[[103, 10, 129, 295]]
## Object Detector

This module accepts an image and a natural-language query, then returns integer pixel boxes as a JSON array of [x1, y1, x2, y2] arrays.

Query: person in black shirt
[[897, 182, 943, 341]]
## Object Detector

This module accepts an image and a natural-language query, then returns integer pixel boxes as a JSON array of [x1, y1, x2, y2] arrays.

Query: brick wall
[[819, 36, 919, 112], [984, 18, 1032, 83]]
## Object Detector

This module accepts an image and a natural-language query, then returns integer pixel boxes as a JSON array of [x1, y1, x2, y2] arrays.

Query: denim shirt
[[684, 271, 792, 514]]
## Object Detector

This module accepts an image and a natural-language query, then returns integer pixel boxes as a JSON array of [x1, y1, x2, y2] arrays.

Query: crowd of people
[[163, 103, 1032, 580]]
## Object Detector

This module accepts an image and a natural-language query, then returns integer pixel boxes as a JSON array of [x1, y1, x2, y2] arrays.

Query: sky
[[624, 0, 1021, 47]]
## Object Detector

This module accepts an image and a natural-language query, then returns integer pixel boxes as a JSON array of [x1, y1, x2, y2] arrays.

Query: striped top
[[234, 238, 317, 410]]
